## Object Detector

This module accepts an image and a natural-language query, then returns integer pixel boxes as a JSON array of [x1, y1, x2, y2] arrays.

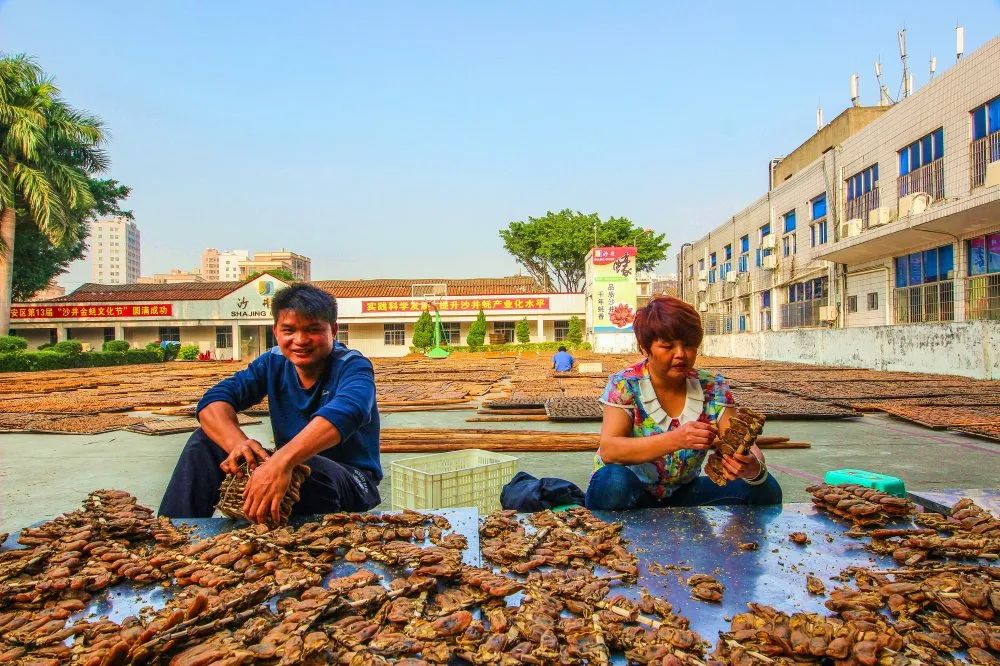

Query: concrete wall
[[845, 269, 890, 327], [701, 321, 1000, 379]]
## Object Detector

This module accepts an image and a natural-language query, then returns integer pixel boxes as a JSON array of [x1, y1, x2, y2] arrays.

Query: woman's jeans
[[585, 463, 782, 510]]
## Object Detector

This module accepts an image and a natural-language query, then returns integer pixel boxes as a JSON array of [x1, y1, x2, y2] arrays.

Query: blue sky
[[2, 2, 998, 288]]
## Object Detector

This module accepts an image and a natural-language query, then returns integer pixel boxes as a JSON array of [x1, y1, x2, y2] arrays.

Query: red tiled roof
[[38, 276, 547, 304]]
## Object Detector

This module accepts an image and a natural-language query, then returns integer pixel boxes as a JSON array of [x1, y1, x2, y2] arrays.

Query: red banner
[[362, 298, 550, 314], [592, 246, 637, 265], [11, 304, 173, 320]]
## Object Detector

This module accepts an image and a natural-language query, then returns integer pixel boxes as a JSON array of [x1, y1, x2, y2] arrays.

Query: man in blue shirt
[[158, 284, 381, 524], [552, 345, 574, 372]]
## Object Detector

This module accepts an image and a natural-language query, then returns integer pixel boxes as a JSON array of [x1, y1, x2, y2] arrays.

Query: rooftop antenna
[[929, 55, 937, 80], [874, 59, 892, 106], [956, 25, 965, 61], [850, 73, 860, 107], [898, 28, 911, 98], [816, 102, 824, 131]]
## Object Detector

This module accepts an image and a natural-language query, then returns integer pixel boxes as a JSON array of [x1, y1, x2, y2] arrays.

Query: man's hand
[[242, 459, 293, 525], [220, 439, 270, 476], [713, 451, 762, 482]]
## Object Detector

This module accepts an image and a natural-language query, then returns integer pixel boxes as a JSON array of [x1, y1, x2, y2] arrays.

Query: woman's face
[[645, 338, 698, 381]]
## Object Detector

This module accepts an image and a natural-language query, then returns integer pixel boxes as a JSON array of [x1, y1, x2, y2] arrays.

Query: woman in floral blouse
[[585, 296, 782, 510]]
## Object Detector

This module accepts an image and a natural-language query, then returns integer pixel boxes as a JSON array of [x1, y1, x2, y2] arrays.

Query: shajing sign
[[11, 304, 173, 320], [361, 298, 550, 313]]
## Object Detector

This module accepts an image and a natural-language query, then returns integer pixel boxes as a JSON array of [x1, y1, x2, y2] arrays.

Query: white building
[[90, 217, 140, 284], [201, 249, 249, 282], [678, 35, 1000, 378]]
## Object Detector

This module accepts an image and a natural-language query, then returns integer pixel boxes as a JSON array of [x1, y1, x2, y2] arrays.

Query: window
[[724, 244, 732, 261], [894, 244, 954, 286], [759, 290, 772, 330], [899, 128, 944, 175], [738, 235, 749, 272], [783, 210, 796, 234], [384, 323, 405, 346], [103, 327, 115, 343], [972, 95, 1000, 141], [810, 220, 828, 247], [493, 321, 515, 344], [554, 320, 570, 341], [687, 264, 694, 278], [709, 252, 717, 267], [867, 293, 879, 310], [755, 223, 771, 267], [783, 234, 796, 257], [811, 194, 827, 220], [158, 327, 180, 343], [967, 233, 1000, 276], [440, 322, 461, 344], [787, 277, 827, 302], [698, 258, 705, 271], [847, 296, 859, 313], [49, 329, 58, 345], [708, 268, 717, 284], [336, 323, 350, 345], [740, 235, 749, 253], [846, 164, 879, 200], [216, 326, 233, 348]]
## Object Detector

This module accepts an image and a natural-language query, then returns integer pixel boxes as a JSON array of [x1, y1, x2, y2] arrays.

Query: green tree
[[412, 310, 434, 350], [515, 317, 530, 344], [1, 55, 107, 334], [567, 315, 583, 345], [247, 268, 295, 283], [499, 209, 670, 292], [13, 179, 131, 301], [467, 309, 487, 350]]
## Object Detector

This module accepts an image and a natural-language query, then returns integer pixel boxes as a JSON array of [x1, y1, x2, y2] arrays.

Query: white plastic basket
[[390, 449, 519, 513]]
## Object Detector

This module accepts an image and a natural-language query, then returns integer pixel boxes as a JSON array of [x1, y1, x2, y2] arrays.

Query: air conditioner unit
[[898, 192, 933, 217], [762, 255, 778, 270], [760, 233, 777, 249], [697, 279, 707, 292], [697, 269, 707, 280], [867, 206, 895, 228], [839, 218, 863, 239], [725, 272, 738, 283], [819, 305, 838, 322], [985, 161, 1000, 188], [698, 302, 709, 312]]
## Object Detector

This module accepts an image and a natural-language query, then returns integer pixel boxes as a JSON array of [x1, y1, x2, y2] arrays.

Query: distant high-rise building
[[201, 248, 249, 282], [138, 268, 205, 284], [30, 280, 66, 301], [238, 250, 311, 281], [91, 217, 140, 284]]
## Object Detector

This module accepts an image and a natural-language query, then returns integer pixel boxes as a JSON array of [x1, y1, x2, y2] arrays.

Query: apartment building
[[677, 35, 1000, 376], [239, 250, 311, 281], [138, 269, 205, 284], [90, 217, 141, 284], [201, 249, 249, 282]]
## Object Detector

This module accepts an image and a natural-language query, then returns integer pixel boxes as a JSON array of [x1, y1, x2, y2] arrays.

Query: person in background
[[585, 296, 781, 510], [552, 345, 575, 373], [158, 283, 381, 524]]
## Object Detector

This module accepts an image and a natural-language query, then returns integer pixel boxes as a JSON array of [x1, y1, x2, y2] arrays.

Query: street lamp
[[631, 228, 654, 247]]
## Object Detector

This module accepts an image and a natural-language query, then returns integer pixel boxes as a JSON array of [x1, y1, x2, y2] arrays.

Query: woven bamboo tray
[[126, 413, 261, 435], [0, 412, 153, 435], [731, 390, 860, 419], [949, 423, 1000, 443], [545, 397, 603, 422], [878, 405, 1000, 429]]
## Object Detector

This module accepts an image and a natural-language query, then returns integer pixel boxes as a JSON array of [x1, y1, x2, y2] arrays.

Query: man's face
[[273, 310, 336, 372]]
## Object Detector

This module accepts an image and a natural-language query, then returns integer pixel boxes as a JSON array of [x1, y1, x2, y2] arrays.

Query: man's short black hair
[[271, 284, 338, 325], [558, 345, 567, 352]]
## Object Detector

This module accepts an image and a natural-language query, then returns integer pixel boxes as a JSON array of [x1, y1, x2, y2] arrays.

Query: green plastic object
[[424, 303, 450, 359], [824, 469, 906, 497], [550, 504, 581, 512]]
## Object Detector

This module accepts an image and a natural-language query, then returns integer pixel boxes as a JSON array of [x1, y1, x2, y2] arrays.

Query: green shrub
[[126, 348, 163, 364], [51, 340, 83, 355], [0, 335, 28, 353], [0, 352, 32, 372], [31, 351, 75, 370], [145, 341, 160, 352], [177, 344, 200, 361], [163, 342, 180, 361], [467, 309, 487, 350], [515, 317, 531, 344], [412, 311, 434, 351], [567, 316, 583, 345], [38, 342, 54, 350], [80, 351, 127, 367], [103, 340, 130, 353], [445, 341, 592, 353]]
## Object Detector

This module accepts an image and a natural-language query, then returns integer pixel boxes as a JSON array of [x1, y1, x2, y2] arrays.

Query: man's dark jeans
[[585, 463, 782, 510], [158, 428, 381, 518]]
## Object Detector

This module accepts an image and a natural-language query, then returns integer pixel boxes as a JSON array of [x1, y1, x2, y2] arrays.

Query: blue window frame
[[899, 128, 944, 175], [710, 252, 717, 267], [724, 244, 732, 261], [738, 254, 748, 273], [811, 194, 827, 220], [967, 233, 1000, 276], [738, 315, 747, 332], [761, 290, 771, 308], [787, 277, 827, 303], [846, 164, 878, 201], [783, 210, 796, 233], [708, 268, 717, 284], [783, 234, 796, 257], [740, 235, 749, 253], [895, 244, 954, 287], [755, 224, 771, 267], [972, 95, 1000, 141]]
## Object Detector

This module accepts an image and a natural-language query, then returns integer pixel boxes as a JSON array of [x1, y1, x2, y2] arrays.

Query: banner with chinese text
[[361, 297, 549, 314], [11, 304, 173, 320], [591, 247, 637, 333]]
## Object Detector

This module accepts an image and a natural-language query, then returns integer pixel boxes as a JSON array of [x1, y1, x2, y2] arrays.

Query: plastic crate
[[390, 449, 519, 513], [824, 468, 906, 497]]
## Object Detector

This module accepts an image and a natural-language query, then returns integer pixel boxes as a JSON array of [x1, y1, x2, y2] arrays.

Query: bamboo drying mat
[[126, 413, 261, 435]]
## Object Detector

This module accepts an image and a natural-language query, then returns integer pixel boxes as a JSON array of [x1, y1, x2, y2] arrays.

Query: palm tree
[[0, 54, 106, 334]]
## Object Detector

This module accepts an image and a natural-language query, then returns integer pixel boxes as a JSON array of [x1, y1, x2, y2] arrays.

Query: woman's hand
[[668, 421, 717, 452], [710, 451, 762, 481], [220, 439, 270, 476]]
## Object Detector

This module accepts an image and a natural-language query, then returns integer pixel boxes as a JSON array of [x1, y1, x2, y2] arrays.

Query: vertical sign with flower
[[591, 246, 637, 332]]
